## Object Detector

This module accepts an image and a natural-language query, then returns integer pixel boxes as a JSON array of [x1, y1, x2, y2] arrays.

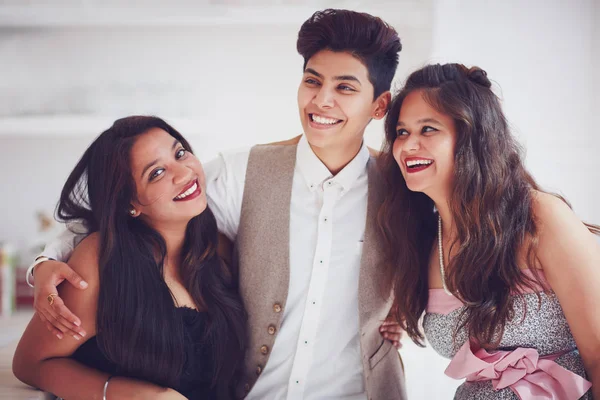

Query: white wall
[[594, 0, 600, 118], [0, 5, 433, 246], [429, 0, 599, 223]]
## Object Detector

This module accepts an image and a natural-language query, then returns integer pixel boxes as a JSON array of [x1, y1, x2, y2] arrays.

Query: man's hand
[[379, 317, 403, 349], [33, 260, 88, 340]]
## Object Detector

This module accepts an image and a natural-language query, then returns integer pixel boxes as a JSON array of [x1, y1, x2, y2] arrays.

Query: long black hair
[[57, 116, 246, 397]]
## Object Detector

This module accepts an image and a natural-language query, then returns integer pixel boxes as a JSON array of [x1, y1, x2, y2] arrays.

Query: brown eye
[[149, 168, 165, 181], [175, 148, 186, 159], [338, 85, 355, 92]]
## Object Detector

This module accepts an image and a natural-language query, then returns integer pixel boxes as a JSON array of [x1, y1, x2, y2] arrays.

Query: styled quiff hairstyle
[[297, 8, 402, 99]]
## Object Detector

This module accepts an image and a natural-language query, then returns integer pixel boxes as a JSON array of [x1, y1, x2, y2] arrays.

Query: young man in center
[[28, 9, 406, 399]]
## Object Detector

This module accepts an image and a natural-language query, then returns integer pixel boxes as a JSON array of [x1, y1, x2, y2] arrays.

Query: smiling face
[[297, 49, 388, 160], [392, 90, 456, 199], [128, 127, 207, 230]]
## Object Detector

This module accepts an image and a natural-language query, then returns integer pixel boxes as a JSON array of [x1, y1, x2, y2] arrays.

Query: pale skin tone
[[393, 89, 600, 397], [13, 128, 211, 399]]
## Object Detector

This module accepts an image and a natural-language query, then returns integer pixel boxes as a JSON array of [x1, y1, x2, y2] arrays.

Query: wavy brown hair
[[378, 63, 600, 348]]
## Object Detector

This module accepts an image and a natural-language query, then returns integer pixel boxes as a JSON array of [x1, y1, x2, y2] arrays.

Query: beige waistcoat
[[234, 141, 407, 400]]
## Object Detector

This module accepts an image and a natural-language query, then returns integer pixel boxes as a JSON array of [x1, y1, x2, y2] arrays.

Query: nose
[[312, 86, 335, 109], [403, 133, 421, 152], [172, 162, 193, 186]]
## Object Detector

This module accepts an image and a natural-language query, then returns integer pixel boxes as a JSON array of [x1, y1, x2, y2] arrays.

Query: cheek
[[392, 138, 404, 165], [297, 87, 311, 109], [192, 159, 206, 188], [340, 98, 369, 120], [137, 182, 171, 207]]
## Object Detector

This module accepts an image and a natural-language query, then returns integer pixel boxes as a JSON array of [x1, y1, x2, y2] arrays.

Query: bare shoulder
[[531, 191, 582, 234], [67, 232, 101, 285], [531, 190, 598, 263]]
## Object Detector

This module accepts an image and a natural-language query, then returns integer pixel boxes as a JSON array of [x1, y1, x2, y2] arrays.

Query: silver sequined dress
[[423, 271, 592, 400]]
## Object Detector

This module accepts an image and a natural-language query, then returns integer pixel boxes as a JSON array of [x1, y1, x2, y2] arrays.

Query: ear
[[372, 91, 392, 120], [128, 204, 141, 218]]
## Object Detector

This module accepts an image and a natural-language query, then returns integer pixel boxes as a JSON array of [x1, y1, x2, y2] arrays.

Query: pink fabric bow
[[445, 341, 592, 399]]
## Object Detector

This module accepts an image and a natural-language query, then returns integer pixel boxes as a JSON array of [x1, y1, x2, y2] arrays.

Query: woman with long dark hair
[[379, 64, 600, 399], [13, 116, 246, 399]]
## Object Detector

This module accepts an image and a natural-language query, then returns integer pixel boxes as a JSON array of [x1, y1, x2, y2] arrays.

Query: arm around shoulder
[[14, 233, 187, 399]]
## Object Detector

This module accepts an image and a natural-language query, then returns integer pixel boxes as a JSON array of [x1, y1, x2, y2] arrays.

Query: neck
[[309, 137, 363, 175], [433, 196, 454, 239]]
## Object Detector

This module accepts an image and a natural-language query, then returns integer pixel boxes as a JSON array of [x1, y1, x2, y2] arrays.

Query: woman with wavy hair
[[12, 116, 246, 399], [378, 63, 600, 399]]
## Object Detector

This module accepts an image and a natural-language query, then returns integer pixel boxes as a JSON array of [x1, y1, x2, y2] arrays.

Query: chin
[[304, 130, 327, 149], [405, 181, 427, 194]]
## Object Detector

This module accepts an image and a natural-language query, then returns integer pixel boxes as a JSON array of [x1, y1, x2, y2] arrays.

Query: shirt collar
[[296, 134, 370, 193]]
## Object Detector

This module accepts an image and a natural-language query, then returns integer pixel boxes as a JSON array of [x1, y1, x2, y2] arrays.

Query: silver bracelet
[[103, 376, 113, 400], [25, 256, 56, 288]]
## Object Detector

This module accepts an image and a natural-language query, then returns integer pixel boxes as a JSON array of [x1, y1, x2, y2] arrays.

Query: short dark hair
[[297, 9, 402, 99]]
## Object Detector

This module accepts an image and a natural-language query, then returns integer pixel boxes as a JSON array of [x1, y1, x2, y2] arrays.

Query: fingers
[[380, 318, 405, 347], [61, 264, 88, 290], [44, 295, 87, 339], [34, 285, 86, 339], [381, 331, 402, 342], [44, 320, 65, 340], [380, 324, 403, 333]]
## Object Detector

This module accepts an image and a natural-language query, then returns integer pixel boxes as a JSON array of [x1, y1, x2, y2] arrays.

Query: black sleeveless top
[[72, 307, 217, 399]]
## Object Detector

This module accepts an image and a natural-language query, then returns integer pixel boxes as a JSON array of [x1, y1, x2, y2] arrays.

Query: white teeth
[[175, 182, 198, 200], [311, 114, 339, 125], [406, 159, 433, 167]]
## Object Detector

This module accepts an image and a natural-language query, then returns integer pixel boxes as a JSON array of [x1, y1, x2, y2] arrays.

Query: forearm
[[15, 357, 172, 400]]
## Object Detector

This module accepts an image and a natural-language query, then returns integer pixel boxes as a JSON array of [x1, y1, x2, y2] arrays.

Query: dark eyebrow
[[397, 118, 443, 127], [304, 68, 362, 85], [304, 68, 323, 79], [141, 139, 180, 178]]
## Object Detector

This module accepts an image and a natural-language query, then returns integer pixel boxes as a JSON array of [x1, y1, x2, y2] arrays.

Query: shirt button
[[256, 365, 262, 375], [244, 383, 250, 392], [268, 325, 276, 335], [273, 303, 282, 313], [260, 345, 269, 355]]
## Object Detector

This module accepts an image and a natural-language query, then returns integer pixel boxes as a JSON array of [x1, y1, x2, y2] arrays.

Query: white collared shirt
[[41, 135, 370, 400], [207, 135, 369, 400]]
